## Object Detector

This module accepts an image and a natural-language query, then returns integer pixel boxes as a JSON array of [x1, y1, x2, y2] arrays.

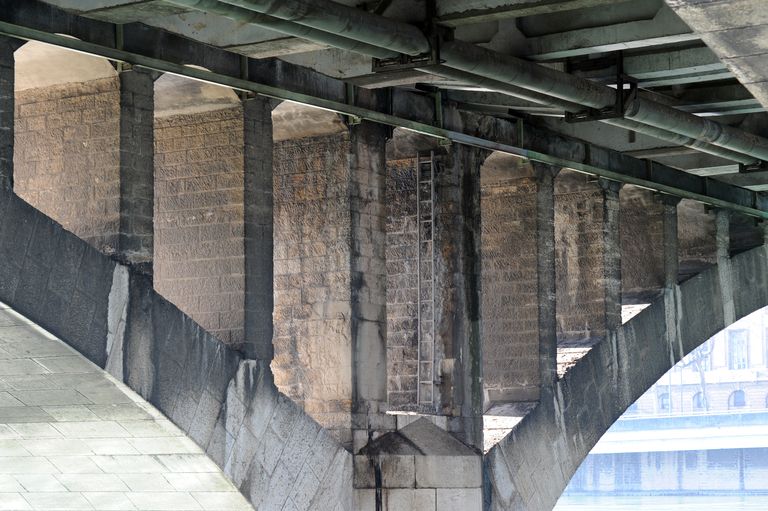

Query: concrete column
[[533, 162, 559, 396], [433, 143, 486, 449], [242, 96, 274, 361], [118, 67, 155, 273], [0, 36, 21, 193], [599, 178, 623, 333]]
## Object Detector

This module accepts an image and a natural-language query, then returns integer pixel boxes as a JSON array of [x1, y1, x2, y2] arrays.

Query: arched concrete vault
[[154, 72, 240, 118], [14, 40, 117, 91], [484, 241, 768, 510]]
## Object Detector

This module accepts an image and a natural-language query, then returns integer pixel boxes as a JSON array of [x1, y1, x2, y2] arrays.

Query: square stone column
[[554, 172, 622, 352], [272, 120, 391, 449], [677, 199, 717, 280], [432, 143, 487, 450], [118, 67, 156, 273], [242, 96, 274, 362], [0, 36, 22, 192], [661, 195, 682, 289], [480, 157, 558, 408], [620, 187, 665, 304]]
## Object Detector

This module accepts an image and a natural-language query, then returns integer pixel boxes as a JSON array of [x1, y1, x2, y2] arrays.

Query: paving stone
[[0, 303, 253, 507], [0, 439, 30, 456], [0, 493, 31, 510], [33, 356, 99, 374], [22, 492, 93, 510], [56, 473, 129, 492], [10, 390, 92, 407], [42, 406, 101, 422], [15, 474, 68, 492], [126, 492, 203, 511], [82, 491, 137, 510], [0, 360, 48, 376]]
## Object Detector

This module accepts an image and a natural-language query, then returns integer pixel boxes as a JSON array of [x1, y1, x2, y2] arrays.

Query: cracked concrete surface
[[0, 302, 253, 511]]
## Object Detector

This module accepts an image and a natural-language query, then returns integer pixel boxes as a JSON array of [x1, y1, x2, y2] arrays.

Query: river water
[[554, 495, 768, 510]]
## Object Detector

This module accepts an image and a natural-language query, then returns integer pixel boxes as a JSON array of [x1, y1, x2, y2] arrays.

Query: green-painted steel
[[0, 21, 765, 220], [164, 0, 397, 59], [440, 40, 768, 163], [430, 66, 756, 165], [216, 0, 430, 56], [201, 1, 767, 164]]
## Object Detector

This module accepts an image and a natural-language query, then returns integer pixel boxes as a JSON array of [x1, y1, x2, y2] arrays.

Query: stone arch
[[14, 39, 117, 91], [484, 243, 768, 510], [13, 40, 121, 253]]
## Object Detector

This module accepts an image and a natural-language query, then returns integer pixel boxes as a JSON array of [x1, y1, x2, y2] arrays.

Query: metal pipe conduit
[[2, 20, 765, 218], [431, 66, 756, 164], [210, 0, 767, 163], [164, 0, 396, 58], [440, 40, 768, 163], [216, 0, 431, 56]]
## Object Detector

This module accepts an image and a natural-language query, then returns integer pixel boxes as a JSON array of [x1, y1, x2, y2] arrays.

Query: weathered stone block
[[436, 488, 482, 511], [387, 489, 436, 510], [415, 455, 482, 489]]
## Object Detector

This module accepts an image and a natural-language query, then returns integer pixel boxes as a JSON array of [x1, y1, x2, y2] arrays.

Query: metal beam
[[441, 39, 768, 163], [436, 0, 620, 27], [1, 8, 766, 218], [524, 5, 698, 61], [636, 70, 734, 88], [216, 0, 430, 56], [162, 0, 397, 59], [715, 172, 768, 192], [575, 46, 726, 82]]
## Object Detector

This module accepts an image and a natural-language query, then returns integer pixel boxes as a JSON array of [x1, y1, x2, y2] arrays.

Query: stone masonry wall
[[273, 132, 355, 437], [481, 165, 540, 403], [554, 170, 609, 346], [385, 158, 419, 410], [154, 107, 246, 346], [13, 77, 121, 253], [620, 186, 664, 303], [678, 199, 717, 280]]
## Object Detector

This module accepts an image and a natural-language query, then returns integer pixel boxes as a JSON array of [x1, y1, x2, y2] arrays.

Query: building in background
[[563, 306, 768, 495]]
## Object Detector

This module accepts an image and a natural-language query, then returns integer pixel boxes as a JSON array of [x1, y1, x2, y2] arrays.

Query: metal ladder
[[415, 151, 436, 407]]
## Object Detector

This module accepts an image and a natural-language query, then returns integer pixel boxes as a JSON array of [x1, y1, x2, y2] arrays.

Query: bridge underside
[[1, 1, 768, 510]]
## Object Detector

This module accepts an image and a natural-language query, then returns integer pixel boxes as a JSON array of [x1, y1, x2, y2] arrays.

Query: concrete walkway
[[0, 302, 253, 511]]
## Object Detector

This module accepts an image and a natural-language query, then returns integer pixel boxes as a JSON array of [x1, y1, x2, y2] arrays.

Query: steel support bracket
[[739, 160, 767, 173], [565, 52, 638, 123], [371, 20, 447, 73]]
